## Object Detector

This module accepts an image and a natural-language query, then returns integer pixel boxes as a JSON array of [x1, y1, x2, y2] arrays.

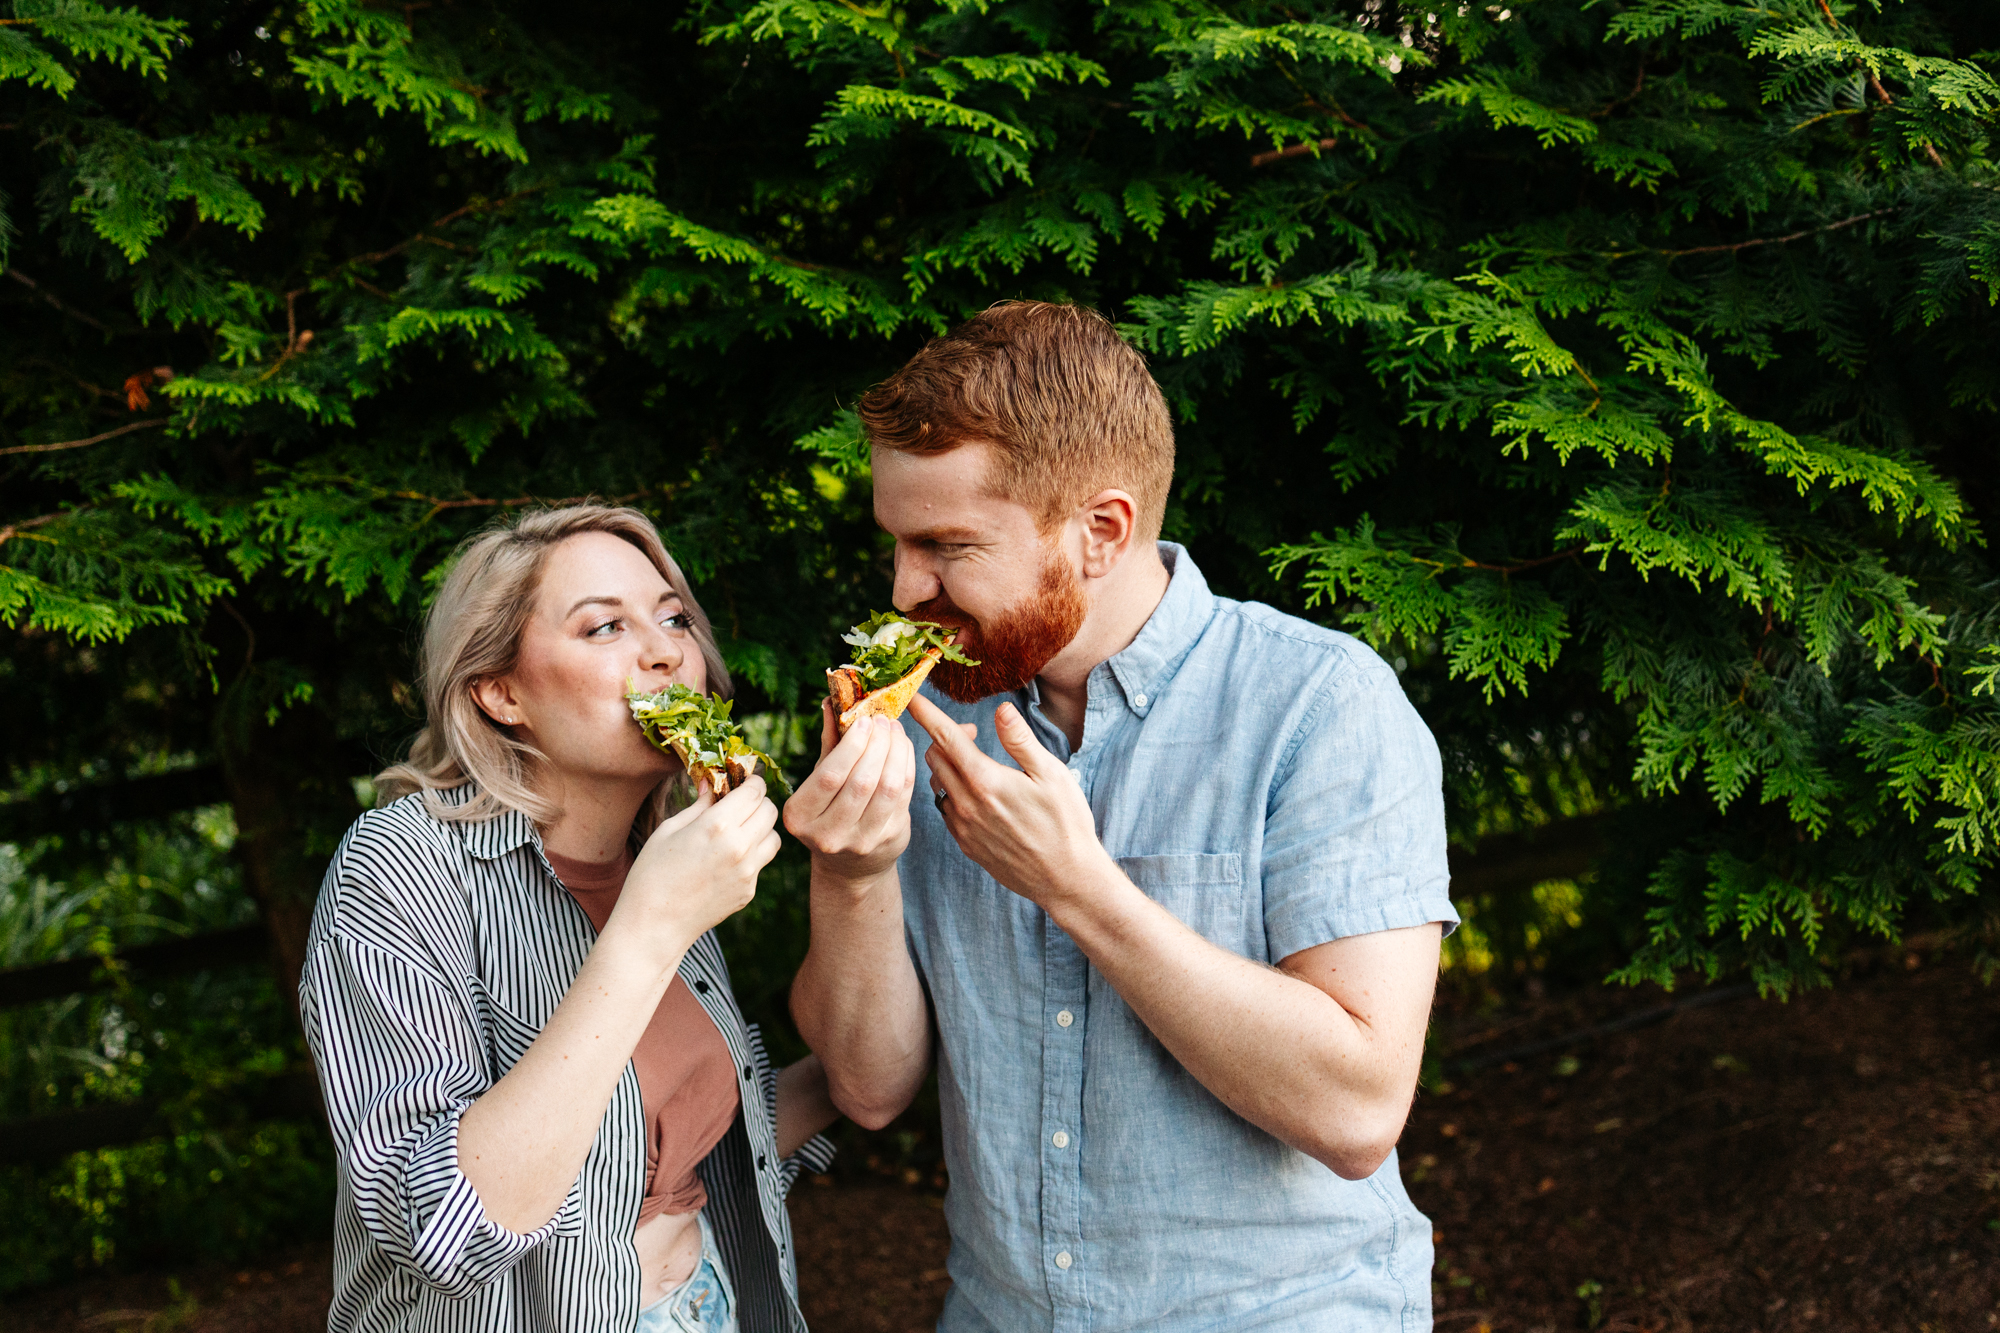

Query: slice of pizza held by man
[[826, 612, 978, 735]]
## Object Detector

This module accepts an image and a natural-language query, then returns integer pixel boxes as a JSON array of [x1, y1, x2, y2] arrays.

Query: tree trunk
[[215, 669, 372, 1026], [1447, 813, 1615, 900]]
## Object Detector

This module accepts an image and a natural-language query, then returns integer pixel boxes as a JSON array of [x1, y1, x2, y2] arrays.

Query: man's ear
[[1075, 489, 1140, 579], [469, 675, 525, 728]]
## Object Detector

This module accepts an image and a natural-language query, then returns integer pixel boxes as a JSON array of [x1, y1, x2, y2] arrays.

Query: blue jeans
[[637, 1211, 736, 1333]]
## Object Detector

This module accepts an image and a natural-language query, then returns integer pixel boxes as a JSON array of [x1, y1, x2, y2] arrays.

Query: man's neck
[[1035, 543, 1171, 750]]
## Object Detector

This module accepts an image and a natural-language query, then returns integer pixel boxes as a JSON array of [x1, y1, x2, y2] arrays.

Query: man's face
[[872, 441, 1086, 702]]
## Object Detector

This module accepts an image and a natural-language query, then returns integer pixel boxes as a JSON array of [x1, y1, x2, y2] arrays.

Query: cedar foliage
[[4, 0, 1999, 1000]]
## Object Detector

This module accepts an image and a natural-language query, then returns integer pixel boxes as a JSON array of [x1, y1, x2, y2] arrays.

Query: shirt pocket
[[1115, 853, 1262, 963]]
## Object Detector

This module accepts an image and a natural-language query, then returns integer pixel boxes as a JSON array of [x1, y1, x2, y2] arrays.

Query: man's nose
[[891, 544, 940, 611]]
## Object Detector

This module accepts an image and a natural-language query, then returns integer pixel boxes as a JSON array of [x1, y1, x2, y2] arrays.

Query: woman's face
[[473, 531, 707, 787]]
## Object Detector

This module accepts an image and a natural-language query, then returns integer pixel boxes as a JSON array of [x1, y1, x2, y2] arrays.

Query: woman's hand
[[613, 778, 782, 958], [784, 708, 915, 886]]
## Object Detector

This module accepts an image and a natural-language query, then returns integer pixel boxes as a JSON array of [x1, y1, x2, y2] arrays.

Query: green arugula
[[840, 612, 978, 693], [625, 683, 791, 797]]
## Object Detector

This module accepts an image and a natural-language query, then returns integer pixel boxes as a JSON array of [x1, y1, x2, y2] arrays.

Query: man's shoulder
[[1200, 596, 1398, 693]]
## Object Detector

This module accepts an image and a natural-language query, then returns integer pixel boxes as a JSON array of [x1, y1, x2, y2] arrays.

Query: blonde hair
[[374, 504, 730, 837]]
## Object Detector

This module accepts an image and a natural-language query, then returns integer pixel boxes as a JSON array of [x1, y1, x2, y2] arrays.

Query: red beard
[[910, 551, 1087, 704]]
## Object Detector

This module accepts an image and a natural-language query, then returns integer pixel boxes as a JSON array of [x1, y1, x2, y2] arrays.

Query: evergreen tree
[[5, 0, 1997, 998]]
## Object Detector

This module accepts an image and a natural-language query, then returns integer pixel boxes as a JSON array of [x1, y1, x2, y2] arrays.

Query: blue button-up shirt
[[898, 543, 1458, 1333]]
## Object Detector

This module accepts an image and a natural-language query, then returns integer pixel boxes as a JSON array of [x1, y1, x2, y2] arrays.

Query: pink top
[[547, 848, 741, 1222]]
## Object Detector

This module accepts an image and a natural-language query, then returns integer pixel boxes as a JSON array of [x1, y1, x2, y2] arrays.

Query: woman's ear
[[1076, 489, 1140, 579], [470, 675, 525, 728]]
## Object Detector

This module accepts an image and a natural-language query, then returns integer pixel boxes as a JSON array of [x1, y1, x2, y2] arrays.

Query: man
[[785, 302, 1457, 1332]]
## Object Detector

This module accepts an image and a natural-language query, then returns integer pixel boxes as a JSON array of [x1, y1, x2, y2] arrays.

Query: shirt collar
[[1102, 541, 1214, 718], [438, 784, 540, 862]]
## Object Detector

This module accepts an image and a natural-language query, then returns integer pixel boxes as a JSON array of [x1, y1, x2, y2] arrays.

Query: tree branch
[[1464, 545, 1586, 575], [392, 488, 648, 523], [1660, 209, 1893, 258], [1251, 137, 1340, 168], [5, 267, 115, 334], [0, 417, 169, 458], [0, 509, 77, 547], [1812, 0, 1946, 166], [331, 188, 548, 277]]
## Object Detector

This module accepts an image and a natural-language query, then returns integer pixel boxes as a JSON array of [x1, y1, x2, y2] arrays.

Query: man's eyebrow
[[902, 526, 986, 544]]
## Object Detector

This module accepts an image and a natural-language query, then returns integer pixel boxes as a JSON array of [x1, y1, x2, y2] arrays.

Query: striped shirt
[[299, 786, 834, 1333]]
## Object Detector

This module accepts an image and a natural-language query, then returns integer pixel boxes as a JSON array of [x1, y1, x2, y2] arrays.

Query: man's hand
[[908, 694, 1113, 910], [910, 695, 1439, 1180], [783, 706, 915, 884]]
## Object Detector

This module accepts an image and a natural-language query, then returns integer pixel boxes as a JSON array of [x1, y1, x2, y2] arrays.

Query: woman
[[300, 504, 839, 1333]]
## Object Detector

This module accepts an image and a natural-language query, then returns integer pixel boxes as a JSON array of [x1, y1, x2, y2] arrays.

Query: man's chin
[[914, 552, 1087, 704], [929, 662, 1031, 705]]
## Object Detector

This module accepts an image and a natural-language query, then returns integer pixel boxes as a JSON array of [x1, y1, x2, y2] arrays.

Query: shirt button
[[1133, 692, 1148, 707], [1069, 767, 1084, 784], [1051, 1130, 1069, 1149], [1055, 1010, 1073, 1028], [1055, 1251, 1073, 1270]]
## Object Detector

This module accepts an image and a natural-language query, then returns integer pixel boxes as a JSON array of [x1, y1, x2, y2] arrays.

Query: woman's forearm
[[773, 1053, 841, 1159], [457, 927, 687, 1233]]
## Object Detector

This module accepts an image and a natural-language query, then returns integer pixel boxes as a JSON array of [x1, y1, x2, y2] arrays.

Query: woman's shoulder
[[334, 788, 474, 873], [315, 788, 491, 947]]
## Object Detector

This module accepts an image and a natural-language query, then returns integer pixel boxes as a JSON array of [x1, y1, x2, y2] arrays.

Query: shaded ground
[[1412, 950, 2000, 1332], [790, 1176, 952, 1333], [5, 952, 1995, 1332]]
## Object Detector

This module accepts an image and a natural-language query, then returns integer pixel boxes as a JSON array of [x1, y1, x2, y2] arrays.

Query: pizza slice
[[626, 683, 793, 798], [827, 612, 978, 735]]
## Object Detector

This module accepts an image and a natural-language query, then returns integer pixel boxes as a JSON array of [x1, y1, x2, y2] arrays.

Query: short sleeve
[[1260, 651, 1458, 962], [301, 930, 581, 1295]]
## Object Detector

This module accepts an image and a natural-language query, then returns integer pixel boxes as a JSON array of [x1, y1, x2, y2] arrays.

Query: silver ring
[[933, 789, 949, 811]]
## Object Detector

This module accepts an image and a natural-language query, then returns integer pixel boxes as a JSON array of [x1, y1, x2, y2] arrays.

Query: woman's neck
[[537, 769, 653, 863]]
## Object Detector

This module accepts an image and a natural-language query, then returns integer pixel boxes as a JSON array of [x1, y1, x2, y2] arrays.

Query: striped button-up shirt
[[300, 786, 833, 1333]]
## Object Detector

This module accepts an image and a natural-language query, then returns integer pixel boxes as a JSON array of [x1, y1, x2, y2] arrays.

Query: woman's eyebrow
[[564, 591, 680, 618], [564, 594, 625, 618]]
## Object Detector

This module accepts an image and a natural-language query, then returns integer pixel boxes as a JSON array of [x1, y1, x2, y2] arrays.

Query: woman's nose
[[641, 621, 686, 673]]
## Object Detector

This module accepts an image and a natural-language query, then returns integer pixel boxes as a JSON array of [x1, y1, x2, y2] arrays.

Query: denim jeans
[[636, 1211, 736, 1333]]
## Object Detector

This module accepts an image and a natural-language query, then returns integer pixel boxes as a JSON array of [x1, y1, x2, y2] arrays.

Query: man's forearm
[[1048, 862, 1430, 1179], [790, 861, 931, 1130]]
